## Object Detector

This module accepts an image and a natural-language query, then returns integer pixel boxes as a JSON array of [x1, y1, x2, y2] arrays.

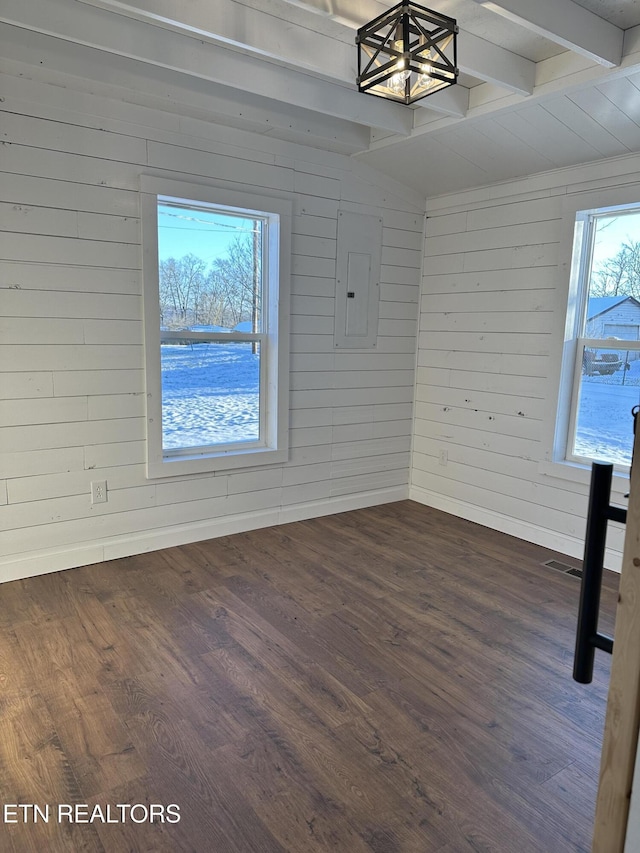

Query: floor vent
[[543, 559, 582, 577]]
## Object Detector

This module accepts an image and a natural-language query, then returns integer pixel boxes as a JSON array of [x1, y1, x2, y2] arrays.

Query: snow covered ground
[[575, 358, 640, 466], [161, 341, 260, 449], [159, 338, 640, 468]]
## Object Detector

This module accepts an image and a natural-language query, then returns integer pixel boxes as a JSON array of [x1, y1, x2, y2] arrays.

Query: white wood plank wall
[[410, 156, 640, 569], [0, 69, 425, 582]]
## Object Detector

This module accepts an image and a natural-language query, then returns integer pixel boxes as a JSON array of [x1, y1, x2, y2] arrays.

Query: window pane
[[161, 341, 260, 450], [156, 196, 265, 454], [586, 210, 640, 340], [574, 345, 640, 466], [157, 202, 263, 332]]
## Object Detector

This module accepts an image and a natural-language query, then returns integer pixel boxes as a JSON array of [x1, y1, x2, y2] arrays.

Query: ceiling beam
[[458, 31, 534, 96], [0, 24, 372, 154], [78, 0, 354, 79], [272, 0, 536, 95], [1, 0, 412, 135], [471, 0, 623, 68], [76, 0, 531, 108], [272, 0, 388, 28], [421, 85, 470, 119]]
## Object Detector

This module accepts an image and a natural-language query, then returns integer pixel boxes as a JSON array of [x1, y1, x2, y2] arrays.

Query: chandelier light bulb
[[392, 40, 411, 81], [389, 72, 407, 94], [417, 57, 435, 89]]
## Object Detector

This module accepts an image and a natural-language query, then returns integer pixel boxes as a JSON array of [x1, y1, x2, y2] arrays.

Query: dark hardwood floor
[[0, 501, 618, 852]]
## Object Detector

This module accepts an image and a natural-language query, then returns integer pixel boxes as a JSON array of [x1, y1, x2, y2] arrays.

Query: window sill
[[147, 445, 288, 479], [539, 459, 630, 500]]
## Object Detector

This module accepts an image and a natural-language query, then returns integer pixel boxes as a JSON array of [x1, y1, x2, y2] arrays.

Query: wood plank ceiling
[[4, 0, 640, 195]]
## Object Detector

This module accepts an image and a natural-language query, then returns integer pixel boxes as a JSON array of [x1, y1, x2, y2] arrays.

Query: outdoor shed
[[587, 295, 640, 340]]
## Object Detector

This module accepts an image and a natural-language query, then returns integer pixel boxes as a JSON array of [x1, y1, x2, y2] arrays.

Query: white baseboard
[[0, 486, 409, 584], [410, 485, 623, 573]]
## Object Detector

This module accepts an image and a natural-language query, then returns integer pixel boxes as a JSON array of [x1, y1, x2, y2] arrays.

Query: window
[[141, 177, 291, 477], [557, 201, 640, 471]]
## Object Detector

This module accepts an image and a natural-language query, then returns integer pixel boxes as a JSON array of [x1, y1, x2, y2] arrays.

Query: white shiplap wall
[[0, 68, 425, 583], [410, 155, 640, 570]]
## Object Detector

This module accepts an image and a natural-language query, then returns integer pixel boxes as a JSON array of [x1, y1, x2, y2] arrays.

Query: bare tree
[[208, 235, 258, 327], [198, 271, 227, 327], [158, 236, 260, 330], [590, 240, 640, 299], [159, 254, 208, 327]]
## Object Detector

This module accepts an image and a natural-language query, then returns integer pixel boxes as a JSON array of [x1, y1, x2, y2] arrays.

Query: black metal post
[[573, 462, 613, 684]]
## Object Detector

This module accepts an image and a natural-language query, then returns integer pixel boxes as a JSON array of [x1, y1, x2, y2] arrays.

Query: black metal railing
[[573, 462, 626, 684]]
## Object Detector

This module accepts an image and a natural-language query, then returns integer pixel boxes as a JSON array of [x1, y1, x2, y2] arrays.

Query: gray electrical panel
[[334, 210, 382, 349]]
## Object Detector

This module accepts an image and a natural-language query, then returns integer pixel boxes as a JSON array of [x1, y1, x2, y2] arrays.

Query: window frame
[[140, 175, 291, 478], [542, 185, 640, 490]]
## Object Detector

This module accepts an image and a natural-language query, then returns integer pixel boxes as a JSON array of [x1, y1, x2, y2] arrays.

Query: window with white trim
[[141, 177, 291, 478], [558, 201, 640, 471]]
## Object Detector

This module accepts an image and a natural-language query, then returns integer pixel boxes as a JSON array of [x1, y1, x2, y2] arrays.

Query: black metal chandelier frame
[[356, 1, 458, 105]]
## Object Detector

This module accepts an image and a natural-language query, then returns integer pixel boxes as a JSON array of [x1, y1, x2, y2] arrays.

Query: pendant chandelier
[[356, 1, 458, 105]]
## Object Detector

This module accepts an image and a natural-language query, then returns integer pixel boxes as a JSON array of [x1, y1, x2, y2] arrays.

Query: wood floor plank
[[201, 643, 450, 847], [0, 501, 618, 851], [84, 776, 178, 853], [13, 616, 101, 687], [541, 758, 598, 824], [38, 669, 145, 799], [103, 662, 250, 749], [223, 572, 379, 696], [0, 577, 54, 629], [196, 589, 373, 731], [0, 691, 105, 852], [214, 731, 378, 853], [125, 710, 288, 852], [0, 628, 36, 696]]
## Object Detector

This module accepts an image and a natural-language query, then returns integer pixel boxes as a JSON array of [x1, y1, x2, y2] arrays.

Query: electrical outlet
[[91, 480, 108, 504], [439, 449, 448, 466]]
